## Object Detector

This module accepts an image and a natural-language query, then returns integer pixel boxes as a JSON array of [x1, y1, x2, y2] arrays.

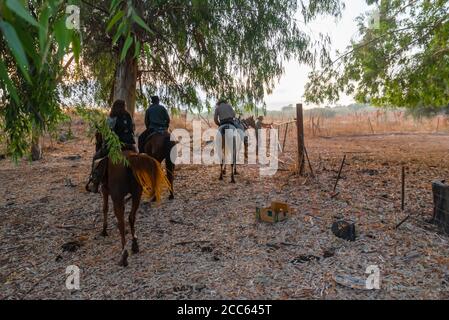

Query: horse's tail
[[127, 153, 171, 202]]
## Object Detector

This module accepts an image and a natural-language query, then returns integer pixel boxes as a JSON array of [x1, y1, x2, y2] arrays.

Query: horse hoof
[[219, 176, 223, 181], [231, 179, 236, 184], [169, 194, 174, 200], [119, 250, 129, 267], [101, 229, 108, 237], [132, 239, 139, 254]]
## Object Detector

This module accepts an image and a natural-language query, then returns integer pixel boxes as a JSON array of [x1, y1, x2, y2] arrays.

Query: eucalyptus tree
[[79, 0, 344, 116], [305, 0, 449, 110], [1, 0, 345, 160], [0, 0, 80, 160]]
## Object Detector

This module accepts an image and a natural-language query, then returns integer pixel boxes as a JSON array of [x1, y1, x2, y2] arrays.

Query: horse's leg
[[101, 185, 109, 237], [129, 191, 141, 254], [231, 136, 236, 183], [219, 143, 224, 181], [166, 159, 175, 200], [113, 198, 128, 267]]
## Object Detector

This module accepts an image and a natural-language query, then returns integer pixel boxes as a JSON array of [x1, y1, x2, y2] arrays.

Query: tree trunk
[[113, 54, 138, 117], [432, 180, 449, 234], [30, 129, 42, 161]]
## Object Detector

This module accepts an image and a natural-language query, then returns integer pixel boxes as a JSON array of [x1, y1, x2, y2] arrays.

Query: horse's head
[[242, 116, 256, 129]]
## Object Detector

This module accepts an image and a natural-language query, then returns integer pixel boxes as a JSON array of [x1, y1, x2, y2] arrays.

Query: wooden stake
[[282, 122, 289, 152], [368, 117, 374, 134], [296, 103, 305, 175], [401, 166, 406, 211], [303, 145, 315, 178], [333, 155, 346, 192]]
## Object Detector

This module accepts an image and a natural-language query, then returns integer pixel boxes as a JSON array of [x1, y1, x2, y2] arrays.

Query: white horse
[[215, 121, 246, 183]]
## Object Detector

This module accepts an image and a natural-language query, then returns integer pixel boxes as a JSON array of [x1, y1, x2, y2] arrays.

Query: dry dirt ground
[[1, 120, 449, 300]]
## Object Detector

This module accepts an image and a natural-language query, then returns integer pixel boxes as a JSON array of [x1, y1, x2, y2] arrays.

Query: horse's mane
[[126, 153, 171, 202]]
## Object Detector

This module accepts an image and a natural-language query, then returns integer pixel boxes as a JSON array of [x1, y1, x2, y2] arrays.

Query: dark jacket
[[110, 113, 135, 145], [145, 103, 170, 130]]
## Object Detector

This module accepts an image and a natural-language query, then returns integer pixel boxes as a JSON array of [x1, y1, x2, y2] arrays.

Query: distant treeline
[[182, 103, 449, 120]]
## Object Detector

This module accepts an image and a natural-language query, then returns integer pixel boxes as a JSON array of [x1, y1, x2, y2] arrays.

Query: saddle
[[86, 145, 137, 193]]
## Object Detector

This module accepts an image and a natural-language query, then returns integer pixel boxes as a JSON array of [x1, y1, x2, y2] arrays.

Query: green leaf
[[54, 18, 70, 57], [110, 0, 122, 13], [5, 0, 39, 27], [38, 5, 50, 57], [120, 34, 133, 61], [0, 20, 30, 82], [0, 59, 20, 103], [112, 20, 126, 45], [71, 32, 81, 63], [106, 10, 125, 33], [133, 38, 141, 58], [131, 12, 153, 34]]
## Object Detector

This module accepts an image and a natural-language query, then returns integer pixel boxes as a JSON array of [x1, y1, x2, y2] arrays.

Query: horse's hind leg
[[219, 163, 224, 181], [101, 186, 109, 237], [113, 198, 128, 267], [129, 191, 141, 254], [166, 160, 175, 200], [231, 136, 236, 183]]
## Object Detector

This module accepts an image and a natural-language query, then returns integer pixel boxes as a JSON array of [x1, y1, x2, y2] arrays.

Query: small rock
[[64, 178, 77, 188], [322, 248, 335, 258], [290, 255, 320, 265], [64, 155, 81, 161], [331, 220, 356, 241], [201, 246, 213, 253], [62, 241, 83, 252]]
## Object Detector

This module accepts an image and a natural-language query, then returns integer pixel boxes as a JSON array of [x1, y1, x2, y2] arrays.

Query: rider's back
[[145, 104, 170, 130]]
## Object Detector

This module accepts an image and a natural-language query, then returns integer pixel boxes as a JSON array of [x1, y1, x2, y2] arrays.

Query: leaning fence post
[[296, 103, 305, 175]]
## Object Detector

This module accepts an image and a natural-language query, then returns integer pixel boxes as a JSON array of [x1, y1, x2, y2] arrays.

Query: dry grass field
[[1, 110, 449, 299]]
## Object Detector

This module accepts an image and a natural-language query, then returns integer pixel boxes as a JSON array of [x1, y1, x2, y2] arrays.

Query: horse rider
[[214, 99, 237, 128], [86, 99, 136, 193], [138, 95, 171, 153]]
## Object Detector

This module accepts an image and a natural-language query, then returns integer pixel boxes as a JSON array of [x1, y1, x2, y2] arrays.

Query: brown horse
[[142, 132, 176, 200], [91, 135, 170, 267]]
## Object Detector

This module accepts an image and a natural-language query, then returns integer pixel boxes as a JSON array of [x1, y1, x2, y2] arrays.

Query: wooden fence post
[[296, 103, 305, 175], [282, 123, 289, 152]]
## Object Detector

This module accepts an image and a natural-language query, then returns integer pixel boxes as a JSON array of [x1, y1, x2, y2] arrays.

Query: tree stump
[[432, 180, 449, 234]]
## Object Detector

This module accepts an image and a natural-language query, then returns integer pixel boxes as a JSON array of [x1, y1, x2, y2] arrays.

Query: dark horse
[[141, 131, 176, 200], [90, 133, 170, 267]]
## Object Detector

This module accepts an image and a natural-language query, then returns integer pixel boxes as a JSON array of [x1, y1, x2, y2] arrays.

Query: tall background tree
[[305, 0, 449, 111], [0, 0, 80, 160], [77, 0, 344, 116], [2, 0, 344, 160]]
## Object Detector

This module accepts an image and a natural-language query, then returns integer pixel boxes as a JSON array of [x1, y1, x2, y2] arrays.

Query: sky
[[265, 1, 372, 110]]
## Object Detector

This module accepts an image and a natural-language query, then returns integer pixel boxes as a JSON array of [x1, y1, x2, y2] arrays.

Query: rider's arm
[[163, 106, 170, 127], [144, 108, 151, 128], [214, 107, 220, 126], [126, 113, 135, 134]]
